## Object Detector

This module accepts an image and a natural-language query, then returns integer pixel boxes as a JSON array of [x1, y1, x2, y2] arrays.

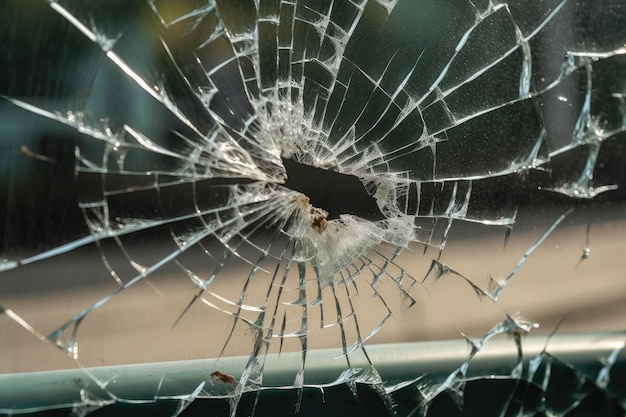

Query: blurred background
[[0, 0, 625, 374]]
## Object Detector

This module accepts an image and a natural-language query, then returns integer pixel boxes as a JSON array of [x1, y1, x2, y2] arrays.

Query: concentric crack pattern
[[1, 0, 625, 415]]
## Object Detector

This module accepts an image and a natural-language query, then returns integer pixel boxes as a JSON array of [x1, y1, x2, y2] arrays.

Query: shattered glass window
[[1, 0, 625, 415]]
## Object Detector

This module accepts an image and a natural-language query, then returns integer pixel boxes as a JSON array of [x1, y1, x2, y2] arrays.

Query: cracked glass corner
[[0, 0, 625, 416]]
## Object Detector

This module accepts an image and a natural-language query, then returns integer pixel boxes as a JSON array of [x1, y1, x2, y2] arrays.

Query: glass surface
[[0, 0, 625, 415]]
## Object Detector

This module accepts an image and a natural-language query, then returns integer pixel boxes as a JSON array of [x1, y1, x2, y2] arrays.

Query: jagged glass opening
[[281, 157, 385, 221], [0, 0, 625, 416]]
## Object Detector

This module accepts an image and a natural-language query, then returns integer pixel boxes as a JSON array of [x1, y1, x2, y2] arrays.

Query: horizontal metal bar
[[0, 331, 624, 414]]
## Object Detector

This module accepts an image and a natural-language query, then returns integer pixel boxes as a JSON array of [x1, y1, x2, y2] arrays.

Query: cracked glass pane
[[0, 0, 625, 415]]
